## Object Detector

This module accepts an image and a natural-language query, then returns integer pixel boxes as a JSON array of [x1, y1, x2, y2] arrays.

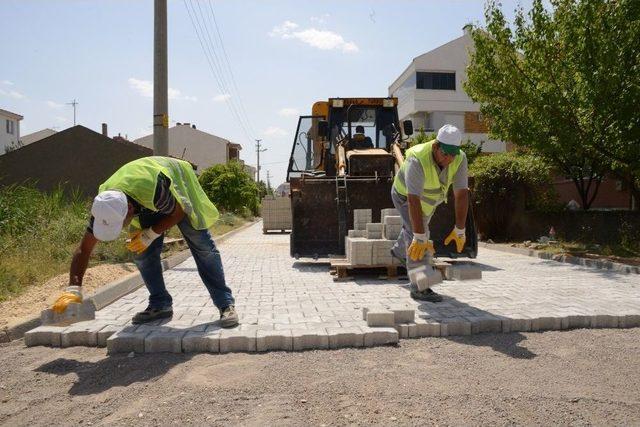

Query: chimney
[[192, 124, 196, 129], [102, 123, 108, 136]]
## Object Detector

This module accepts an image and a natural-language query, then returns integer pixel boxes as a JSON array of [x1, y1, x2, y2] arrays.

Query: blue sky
[[1, 0, 530, 186]]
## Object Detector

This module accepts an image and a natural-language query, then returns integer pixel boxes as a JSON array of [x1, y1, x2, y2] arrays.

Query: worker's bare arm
[[407, 194, 425, 234], [453, 188, 469, 229], [69, 231, 98, 287], [150, 202, 186, 235]]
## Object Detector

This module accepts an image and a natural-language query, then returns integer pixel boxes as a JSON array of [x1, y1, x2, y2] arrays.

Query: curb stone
[[479, 242, 640, 274], [6, 219, 260, 343]]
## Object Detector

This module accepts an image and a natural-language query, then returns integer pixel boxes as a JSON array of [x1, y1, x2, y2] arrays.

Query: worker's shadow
[[414, 295, 537, 360], [35, 351, 194, 396]]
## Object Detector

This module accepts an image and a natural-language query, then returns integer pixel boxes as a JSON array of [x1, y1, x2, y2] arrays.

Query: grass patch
[[0, 184, 251, 303], [514, 239, 640, 265]]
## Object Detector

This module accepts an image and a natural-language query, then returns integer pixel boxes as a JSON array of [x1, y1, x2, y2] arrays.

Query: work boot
[[410, 287, 443, 303], [220, 305, 239, 328], [132, 306, 173, 324]]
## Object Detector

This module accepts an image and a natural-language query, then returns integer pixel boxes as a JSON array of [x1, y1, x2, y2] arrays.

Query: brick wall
[[553, 176, 632, 209], [464, 111, 488, 134]]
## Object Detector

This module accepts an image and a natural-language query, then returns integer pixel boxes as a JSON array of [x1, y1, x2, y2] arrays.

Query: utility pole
[[255, 139, 267, 183], [67, 99, 78, 126], [266, 170, 272, 192], [153, 0, 169, 155]]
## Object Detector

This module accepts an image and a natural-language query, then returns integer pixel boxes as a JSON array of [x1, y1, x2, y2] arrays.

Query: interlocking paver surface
[[26, 222, 640, 353]]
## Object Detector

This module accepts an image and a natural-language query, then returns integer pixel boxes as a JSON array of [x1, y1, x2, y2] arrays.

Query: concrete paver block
[[348, 230, 365, 238], [414, 319, 441, 337], [440, 318, 472, 336], [381, 208, 399, 223], [566, 315, 591, 329], [97, 325, 121, 347], [619, 314, 640, 328], [433, 262, 452, 280], [467, 315, 503, 334], [530, 317, 563, 331], [362, 327, 398, 346], [450, 264, 483, 281], [408, 266, 442, 291], [291, 329, 329, 351], [366, 311, 395, 327], [590, 315, 619, 329], [144, 330, 186, 353], [61, 323, 99, 347], [24, 326, 66, 347], [257, 330, 293, 352], [41, 300, 96, 326], [106, 327, 148, 354], [219, 330, 257, 353], [387, 306, 415, 324], [396, 323, 417, 338], [326, 327, 364, 349], [182, 329, 221, 353]]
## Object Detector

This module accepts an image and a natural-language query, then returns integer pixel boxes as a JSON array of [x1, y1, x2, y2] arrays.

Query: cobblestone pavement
[[26, 222, 640, 353]]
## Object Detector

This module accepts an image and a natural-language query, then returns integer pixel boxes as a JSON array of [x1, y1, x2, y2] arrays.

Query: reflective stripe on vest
[[393, 140, 464, 216], [99, 156, 219, 230]]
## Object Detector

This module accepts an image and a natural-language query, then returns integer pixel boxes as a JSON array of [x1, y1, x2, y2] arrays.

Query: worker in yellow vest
[[51, 157, 239, 327], [391, 124, 469, 302]]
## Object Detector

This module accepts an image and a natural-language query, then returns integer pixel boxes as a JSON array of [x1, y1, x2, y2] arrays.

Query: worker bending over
[[52, 156, 239, 327], [390, 124, 469, 302]]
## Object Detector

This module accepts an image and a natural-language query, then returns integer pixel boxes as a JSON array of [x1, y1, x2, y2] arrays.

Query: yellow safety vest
[[393, 140, 465, 216], [99, 156, 219, 230]]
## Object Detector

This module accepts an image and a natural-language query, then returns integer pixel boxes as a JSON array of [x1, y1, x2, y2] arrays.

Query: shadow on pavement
[[35, 353, 194, 396]]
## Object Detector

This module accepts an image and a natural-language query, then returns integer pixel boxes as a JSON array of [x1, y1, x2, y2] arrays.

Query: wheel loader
[[286, 97, 477, 259]]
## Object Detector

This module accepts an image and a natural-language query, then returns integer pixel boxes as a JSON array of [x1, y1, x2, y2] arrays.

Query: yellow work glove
[[407, 233, 435, 262], [52, 286, 82, 314], [126, 228, 161, 254], [444, 226, 466, 253]]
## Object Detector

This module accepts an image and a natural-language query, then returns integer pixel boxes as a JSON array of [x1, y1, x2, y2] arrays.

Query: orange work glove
[[444, 226, 466, 253], [126, 228, 161, 254], [407, 233, 435, 262], [52, 286, 82, 313]]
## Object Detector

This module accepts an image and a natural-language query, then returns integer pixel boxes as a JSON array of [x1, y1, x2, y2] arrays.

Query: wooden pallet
[[329, 257, 407, 281]]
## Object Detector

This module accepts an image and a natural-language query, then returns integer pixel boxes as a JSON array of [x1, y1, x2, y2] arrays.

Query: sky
[[0, 0, 531, 187]]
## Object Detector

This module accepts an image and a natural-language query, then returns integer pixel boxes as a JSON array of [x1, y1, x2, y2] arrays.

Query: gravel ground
[[1, 328, 639, 426]]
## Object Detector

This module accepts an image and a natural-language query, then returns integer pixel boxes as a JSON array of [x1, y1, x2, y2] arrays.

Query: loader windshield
[[287, 115, 324, 180], [329, 105, 399, 151]]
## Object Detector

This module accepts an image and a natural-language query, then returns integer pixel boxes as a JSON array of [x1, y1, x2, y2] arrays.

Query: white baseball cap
[[91, 190, 128, 241], [436, 124, 462, 155]]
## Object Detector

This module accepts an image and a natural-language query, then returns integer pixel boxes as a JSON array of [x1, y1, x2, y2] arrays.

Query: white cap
[[91, 190, 128, 241], [436, 124, 462, 147]]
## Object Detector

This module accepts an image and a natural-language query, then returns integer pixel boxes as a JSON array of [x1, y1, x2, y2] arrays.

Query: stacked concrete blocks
[[353, 209, 372, 230], [346, 237, 373, 265], [345, 209, 403, 267], [383, 215, 403, 241], [365, 223, 383, 239], [262, 195, 292, 232]]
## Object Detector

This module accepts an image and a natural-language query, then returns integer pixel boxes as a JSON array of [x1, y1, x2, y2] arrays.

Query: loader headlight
[[383, 99, 394, 107], [332, 99, 344, 108]]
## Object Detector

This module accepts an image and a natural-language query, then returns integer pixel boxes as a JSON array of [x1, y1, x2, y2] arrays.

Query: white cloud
[[213, 93, 231, 102], [269, 20, 359, 53], [0, 88, 26, 99], [1, 80, 13, 86], [128, 77, 196, 101], [46, 100, 64, 109], [54, 116, 68, 123], [263, 126, 288, 137], [278, 108, 299, 117]]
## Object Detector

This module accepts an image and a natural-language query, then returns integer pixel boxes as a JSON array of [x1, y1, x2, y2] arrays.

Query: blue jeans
[[133, 218, 235, 310]]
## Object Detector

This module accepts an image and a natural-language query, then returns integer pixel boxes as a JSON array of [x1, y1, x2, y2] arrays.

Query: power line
[[183, 0, 255, 142]]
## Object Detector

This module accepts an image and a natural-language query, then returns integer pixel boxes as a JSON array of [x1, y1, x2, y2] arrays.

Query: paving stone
[[97, 325, 121, 347], [326, 327, 364, 349], [566, 315, 591, 329], [530, 317, 563, 331], [24, 326, 65, 347], [366, 311, 395, 327], [256, 330, 293, 351], [589, 315, 619, 329], [408, 265, 442, 291], [414, 319, 441, 337], [619, 314, 640, 328], [440, 318, 472, 336], [106, 327, 148, 354], [467, 315, 503, 334], [387, 306, 415, 324], [219, 330, 257, 353], [505, 317, 532, 332], [361, 327, 398, 346], [291, 329, 329, 351], [396, 323, 417, 338], [61, 323, 99, 347], [450, 263, 482, 281], [144, 330, 186, 353], [182, 329, 221, 353]]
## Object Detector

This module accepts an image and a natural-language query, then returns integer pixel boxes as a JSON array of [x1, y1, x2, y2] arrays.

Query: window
[[416, 72, 456, 90], [6, 119, 15, 135]]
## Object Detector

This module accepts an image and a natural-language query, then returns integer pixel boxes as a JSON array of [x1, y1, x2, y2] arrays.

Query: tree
[[465, 0, 640, 210], [198, 161, 259, 216]]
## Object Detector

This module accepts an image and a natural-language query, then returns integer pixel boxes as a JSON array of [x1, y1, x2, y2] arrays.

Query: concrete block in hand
[[41, 300, 96, 326], [408, 265, 443, 291]]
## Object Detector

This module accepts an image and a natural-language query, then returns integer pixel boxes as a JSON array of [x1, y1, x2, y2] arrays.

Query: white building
[[388, 28, 506, 153], [134, 123, 251, 173], [0, 108, 23, 154], [20, 128, 57, 147]]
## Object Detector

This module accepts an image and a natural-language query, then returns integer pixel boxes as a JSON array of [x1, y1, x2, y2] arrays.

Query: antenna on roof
[[181, 147, 187, 159], [66, 99, 79, 126]]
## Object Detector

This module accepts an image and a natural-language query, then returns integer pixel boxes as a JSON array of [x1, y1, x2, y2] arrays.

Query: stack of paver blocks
[[261, 195, 292, 232], [345, 208, 402, 266], [40, 300, 96, 326], [363, 306, 430, 338]]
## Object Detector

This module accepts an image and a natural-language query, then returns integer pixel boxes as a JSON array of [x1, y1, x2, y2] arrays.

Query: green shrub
[[470, 151, 558, 239], [198, 161, 259, 216]]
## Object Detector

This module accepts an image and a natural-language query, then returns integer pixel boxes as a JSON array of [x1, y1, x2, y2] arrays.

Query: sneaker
[[410, 287, 443, 303], [220, 305, 239, 328], [132, 306, 173, 324]]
